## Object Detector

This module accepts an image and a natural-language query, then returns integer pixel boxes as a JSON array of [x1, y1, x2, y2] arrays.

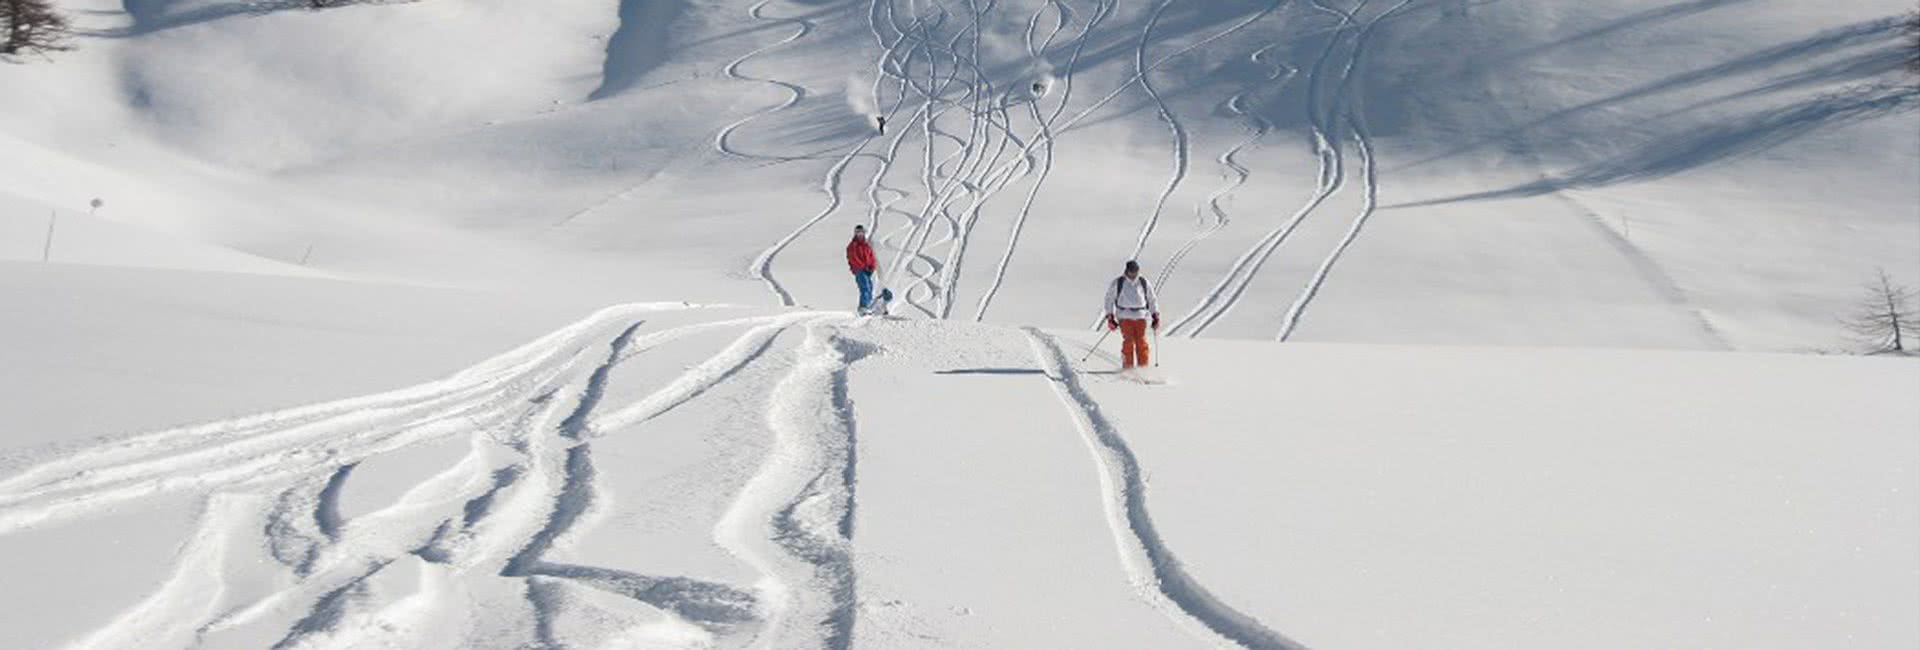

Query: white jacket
[[1104, 275, 1157, 321]]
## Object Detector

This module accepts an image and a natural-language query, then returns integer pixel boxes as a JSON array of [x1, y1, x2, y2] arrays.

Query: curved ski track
[[1165, 0, 1364, 337], [715, 0, 817, 162], [714, 0, 1439, 341], [736, 0, 1339, 329], [750, 0, 1161, 319], [714, 318, 868, 649], [1155, 21, 1295, 295], [748, 0, 962, 307], [1026, 329, 1305, 650], [1272, 0, 1418, 342], [974, 0, 1114, 321], [0, 306, 885, 649], [1168, 0, 1417, 339], [1126, 0, 1191, 262]]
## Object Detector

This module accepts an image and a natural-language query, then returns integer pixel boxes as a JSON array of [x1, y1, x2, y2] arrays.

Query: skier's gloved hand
[[1106, 315, 1119, 331], [1151, 313, 1161, 330]]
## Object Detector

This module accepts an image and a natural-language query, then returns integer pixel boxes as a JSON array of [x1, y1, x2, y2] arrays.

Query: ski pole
[[1153, 324, 1161, 367], [1081, 327, 1114, 363]]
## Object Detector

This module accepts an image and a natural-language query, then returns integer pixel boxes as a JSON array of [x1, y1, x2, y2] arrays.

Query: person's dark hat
[[1124, 260, 1140, 272]]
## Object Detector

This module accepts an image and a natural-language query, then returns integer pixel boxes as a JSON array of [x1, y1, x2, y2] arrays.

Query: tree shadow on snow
[[1391, 82, 1919, 207], [1467, 0, 1764, 74], [934, 367, 1132, 377], [1382, 12, 1919, 208], [1397, 16, 1915, 172], [1053, 0, 1449, 138], [100, 0, 403, 38], [932, 367, 1044, 376]]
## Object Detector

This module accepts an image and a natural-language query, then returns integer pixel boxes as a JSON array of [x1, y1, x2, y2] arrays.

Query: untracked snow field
[[2, 0, 1917, 647]]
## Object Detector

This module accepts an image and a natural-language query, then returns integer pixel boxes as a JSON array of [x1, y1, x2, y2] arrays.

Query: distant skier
[[1103, 260, 1160, 369], [848, 225, 879, 314], [875, 115, 887, 134]]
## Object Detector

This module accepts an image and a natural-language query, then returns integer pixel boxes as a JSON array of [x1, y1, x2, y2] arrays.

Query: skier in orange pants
[[1103, 260, 1160, 369]]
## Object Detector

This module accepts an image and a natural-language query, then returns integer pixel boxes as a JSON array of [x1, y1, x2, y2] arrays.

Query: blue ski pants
[[854, 270, 874, 310]]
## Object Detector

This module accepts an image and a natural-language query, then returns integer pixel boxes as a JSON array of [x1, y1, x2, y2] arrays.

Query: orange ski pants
[[1118, 318, 1150, 368]]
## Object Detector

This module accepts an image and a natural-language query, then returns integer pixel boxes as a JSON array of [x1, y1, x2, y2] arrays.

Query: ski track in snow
[[1127, 0, 1190, 262], [750, 139, 881, 306], [1155, 34, 1295, 294], [972, 97, 1062, 321], [31, 296, 1314, 648], [1552, 189, 1733, 349], [756, 0, 1121, 319], [878, 0, 995, 318], [69, 493, 261, 649], [0, 305, 866, 648], [1037, 0, 1287, 330], [914, 3, 996, 317], [1166, 0, 1359, 337], [753, 0, 977, 314], [1025, 329, 1305, 650], [929, 30, 1015, 319], [715, 0, 1415, 334], [750, 0, 940, 308], [715, 0, 816, 162], [1273, 0, 1418, 342], [899, 0, 1102, 320], [1276, 113, 1378, 341], [741, 0, 1277, 322], [1168, 0, 1414, 338], [593, 313, 824, 432], [714, 317, 866, 649], [974, 0, 1114, 321]]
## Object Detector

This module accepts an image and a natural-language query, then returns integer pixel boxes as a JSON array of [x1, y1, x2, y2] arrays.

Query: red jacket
[[847, 237, 877, 272]]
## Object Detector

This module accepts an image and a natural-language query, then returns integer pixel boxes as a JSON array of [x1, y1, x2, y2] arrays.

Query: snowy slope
[[2, 1, 1917, 648], [1, 0, 1914, 349], [0, 288, 1913, 649], [0, 262, 607, 455]]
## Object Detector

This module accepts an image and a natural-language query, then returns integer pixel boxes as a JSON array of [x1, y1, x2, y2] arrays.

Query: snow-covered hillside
[[1, 274, 1914, 649], [2, 0, 1915, 349], [2, 0, 1917, 648]]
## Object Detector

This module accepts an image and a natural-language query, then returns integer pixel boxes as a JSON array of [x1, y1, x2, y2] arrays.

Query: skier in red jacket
[[847, 225, 879, 314]]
